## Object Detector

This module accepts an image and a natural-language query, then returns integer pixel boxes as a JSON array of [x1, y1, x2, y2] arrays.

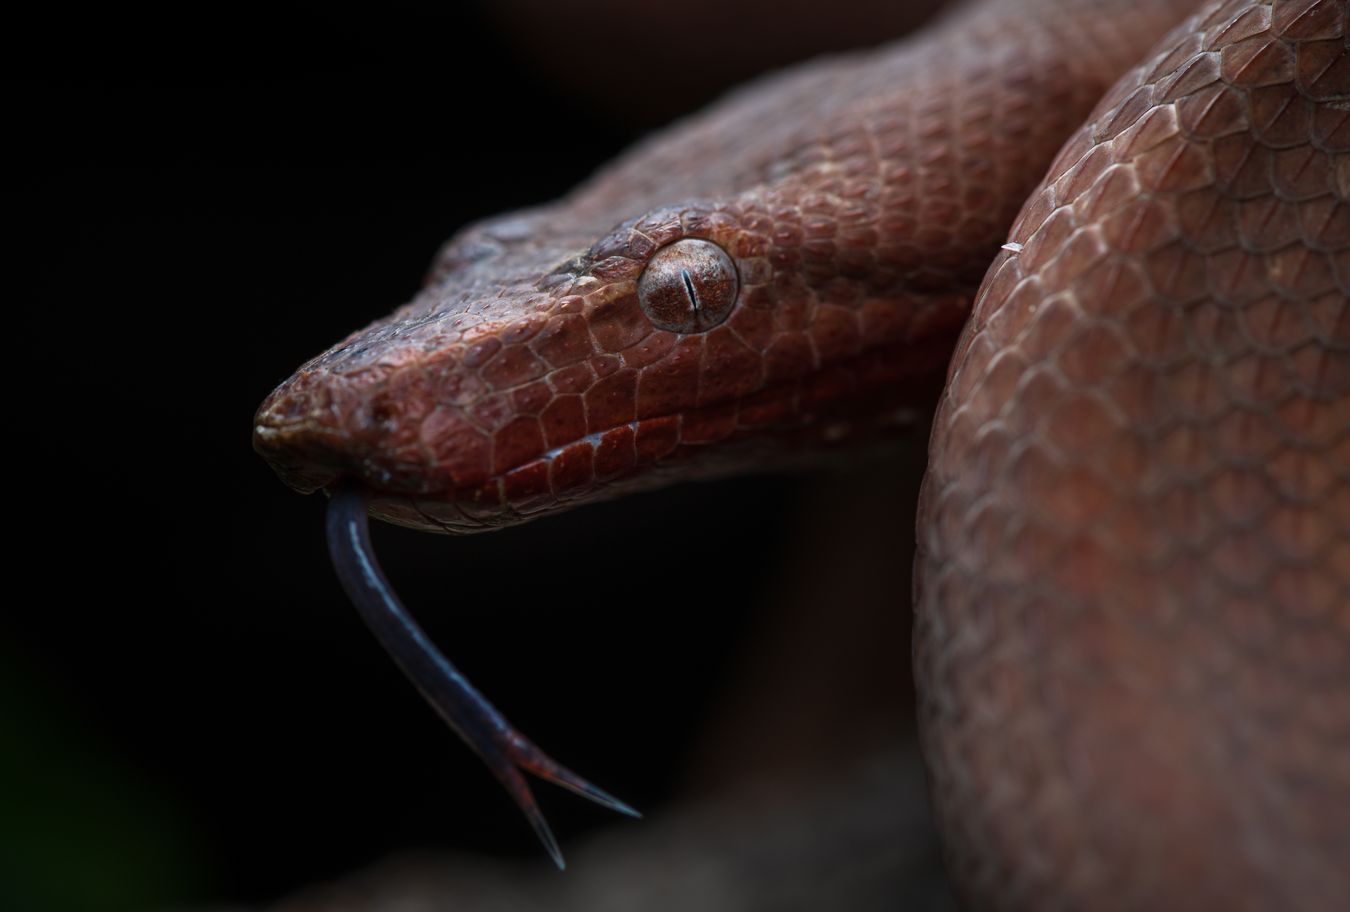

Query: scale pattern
[[254, 0, 1184, 534], [915, 1, 1349, 909], [254, 0, 1350, 905]]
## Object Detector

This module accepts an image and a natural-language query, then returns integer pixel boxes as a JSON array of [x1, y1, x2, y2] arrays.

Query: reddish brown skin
[[916, 2, 1349, 909], [255, 0, 1349, 907], [254, 0, 1182, 532]]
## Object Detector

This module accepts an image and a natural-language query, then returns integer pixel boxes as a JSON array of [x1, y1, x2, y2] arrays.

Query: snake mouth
[[252, 374, 709, 531], [364, 414, 728, 534], [256, 410, 739, 535], [255, 334, 952, 534], [252, 422, 342, 494]]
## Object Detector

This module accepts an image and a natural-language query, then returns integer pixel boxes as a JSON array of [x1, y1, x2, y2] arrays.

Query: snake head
[[252, 23, 1046, 532], [253, 193, 968, 532]]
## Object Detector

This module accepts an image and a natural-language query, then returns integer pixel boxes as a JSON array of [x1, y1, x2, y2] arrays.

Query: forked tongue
[[324, 482, 640, 869]]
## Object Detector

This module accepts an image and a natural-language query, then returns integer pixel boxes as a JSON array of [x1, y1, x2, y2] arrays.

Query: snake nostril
[[370, 401, 396, 427]]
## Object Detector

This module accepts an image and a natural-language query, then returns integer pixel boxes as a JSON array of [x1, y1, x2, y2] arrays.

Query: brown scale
[[256, 0, 1349, 903], [255, 0, 1184, 533], [916, 1, 1349, 909]]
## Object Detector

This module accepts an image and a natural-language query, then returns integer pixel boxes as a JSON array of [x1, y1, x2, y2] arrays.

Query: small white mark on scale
[[1001, 242, 1023, 253]]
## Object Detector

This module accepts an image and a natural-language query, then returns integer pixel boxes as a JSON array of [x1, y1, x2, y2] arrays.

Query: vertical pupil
[[637, 239, 737, 334], [680, 268, 701, 315]]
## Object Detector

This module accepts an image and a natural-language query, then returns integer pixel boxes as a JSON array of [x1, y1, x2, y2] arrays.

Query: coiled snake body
[[255, 0, 1349, 907]]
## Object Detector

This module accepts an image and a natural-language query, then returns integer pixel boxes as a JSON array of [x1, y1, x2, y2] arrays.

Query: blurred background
[[14, 2, 952, 909]]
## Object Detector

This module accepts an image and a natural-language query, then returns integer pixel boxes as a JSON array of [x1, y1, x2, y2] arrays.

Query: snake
[[253, 0, 1350, 907]]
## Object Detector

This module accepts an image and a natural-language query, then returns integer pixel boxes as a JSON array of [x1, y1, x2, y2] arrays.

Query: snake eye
[[637, 239, 739, 334]]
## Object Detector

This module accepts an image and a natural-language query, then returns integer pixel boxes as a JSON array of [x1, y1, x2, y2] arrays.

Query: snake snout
[[253, 362, 471, 498], [252, 380, 348, 494]]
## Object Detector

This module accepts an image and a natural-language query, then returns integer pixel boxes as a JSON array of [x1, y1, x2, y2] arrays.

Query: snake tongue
[[324, 481, 639, 867], [485, 737, 642, 871], [504, 735, 643, 819]]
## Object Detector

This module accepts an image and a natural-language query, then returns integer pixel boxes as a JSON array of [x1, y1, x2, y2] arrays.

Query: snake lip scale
[[254, 344, 947, 534], [255, 0, 1350, 904]]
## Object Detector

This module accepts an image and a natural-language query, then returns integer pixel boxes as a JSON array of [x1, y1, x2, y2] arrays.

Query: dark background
[[12, 4, 941, 910]]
